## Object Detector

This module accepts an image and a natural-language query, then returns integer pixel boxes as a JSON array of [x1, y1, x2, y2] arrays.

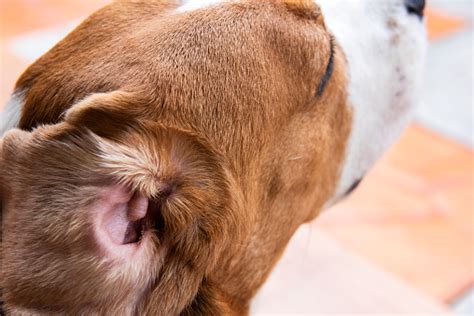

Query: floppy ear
[[0, 136, 3, 242], [64, 90, 149, 139], [0, 128, 34, 180], [0, 128, 33, 240]]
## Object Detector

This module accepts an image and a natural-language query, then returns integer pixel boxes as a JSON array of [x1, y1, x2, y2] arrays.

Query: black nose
[[345, 178, 363, 196], [405, 0, 426, 18]]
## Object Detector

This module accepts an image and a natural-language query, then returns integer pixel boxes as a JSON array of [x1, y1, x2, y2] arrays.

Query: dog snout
[[404, 0, 426, 18], [345, 177, 364, 197]]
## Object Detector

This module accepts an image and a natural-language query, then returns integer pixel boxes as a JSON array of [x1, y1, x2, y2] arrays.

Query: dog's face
[[0, 0, 426, 314], [319, 0, 427, 201]]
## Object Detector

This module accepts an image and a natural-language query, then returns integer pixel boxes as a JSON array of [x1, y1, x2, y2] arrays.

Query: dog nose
[[405, 0, 426, 18], [345, 177, 364, 196]]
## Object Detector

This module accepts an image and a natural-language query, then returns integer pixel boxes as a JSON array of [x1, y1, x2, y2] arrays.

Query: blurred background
[[0, 0, 472, 315]]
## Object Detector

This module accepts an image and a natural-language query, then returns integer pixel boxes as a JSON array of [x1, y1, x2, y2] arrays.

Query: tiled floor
[[317, 125, 473, 303], [1, 0, 473, 315], [419, 2, 473, 148]]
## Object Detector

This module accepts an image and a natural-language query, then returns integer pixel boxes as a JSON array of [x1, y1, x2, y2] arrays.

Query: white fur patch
[[176, 0, 227, 13], [0, 92, 25, 137], [317, 0, 428, 203]]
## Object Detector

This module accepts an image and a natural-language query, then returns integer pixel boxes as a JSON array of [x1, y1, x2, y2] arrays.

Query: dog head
[[0, 0, 426, 314], [319, 0, 427, 201]]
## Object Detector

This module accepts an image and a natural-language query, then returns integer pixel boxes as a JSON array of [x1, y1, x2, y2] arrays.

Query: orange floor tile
[[1, 0, 111, 38], [318, 125, 474, 303]]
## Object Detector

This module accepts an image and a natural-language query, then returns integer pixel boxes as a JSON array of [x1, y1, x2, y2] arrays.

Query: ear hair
[[0, 129, 33, 269], [64, 90, 149, 139], [0, 129, 32, 163], [93, 123, 245, 314]]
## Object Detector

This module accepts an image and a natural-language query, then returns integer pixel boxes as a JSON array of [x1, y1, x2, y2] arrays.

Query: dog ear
[[0, 128, 33, 241], [1, 128, 32, 152], [64, 90, 149, 139], [0, 128, 33, 177]]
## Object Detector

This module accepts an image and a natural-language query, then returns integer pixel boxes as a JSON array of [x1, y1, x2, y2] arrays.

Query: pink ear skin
[[127, 192, 149, 221], [93, 185, 150, 259]]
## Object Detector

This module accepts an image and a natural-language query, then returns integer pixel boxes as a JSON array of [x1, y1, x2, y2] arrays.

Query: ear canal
[[64, 90, 147, 139]]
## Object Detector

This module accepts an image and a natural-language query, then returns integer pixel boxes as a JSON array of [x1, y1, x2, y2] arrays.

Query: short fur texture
[[0, 0, 426, 314], [1, 1, 350, 314]]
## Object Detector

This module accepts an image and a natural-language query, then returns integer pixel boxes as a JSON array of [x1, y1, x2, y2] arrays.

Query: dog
[[0, 0, 426, 314]]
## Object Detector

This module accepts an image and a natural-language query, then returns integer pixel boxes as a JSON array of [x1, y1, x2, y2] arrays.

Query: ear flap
[[64, 90, 149, 139], [0, 129, 33, 163], [0, 128, 33, 243]]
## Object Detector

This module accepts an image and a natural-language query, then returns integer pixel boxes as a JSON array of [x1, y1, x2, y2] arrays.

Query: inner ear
[[64, 90, 147, 139], [93, 184, 150, 257]]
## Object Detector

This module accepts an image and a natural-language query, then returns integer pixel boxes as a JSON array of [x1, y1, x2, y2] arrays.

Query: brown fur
[[1, 0, 351, 314]]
